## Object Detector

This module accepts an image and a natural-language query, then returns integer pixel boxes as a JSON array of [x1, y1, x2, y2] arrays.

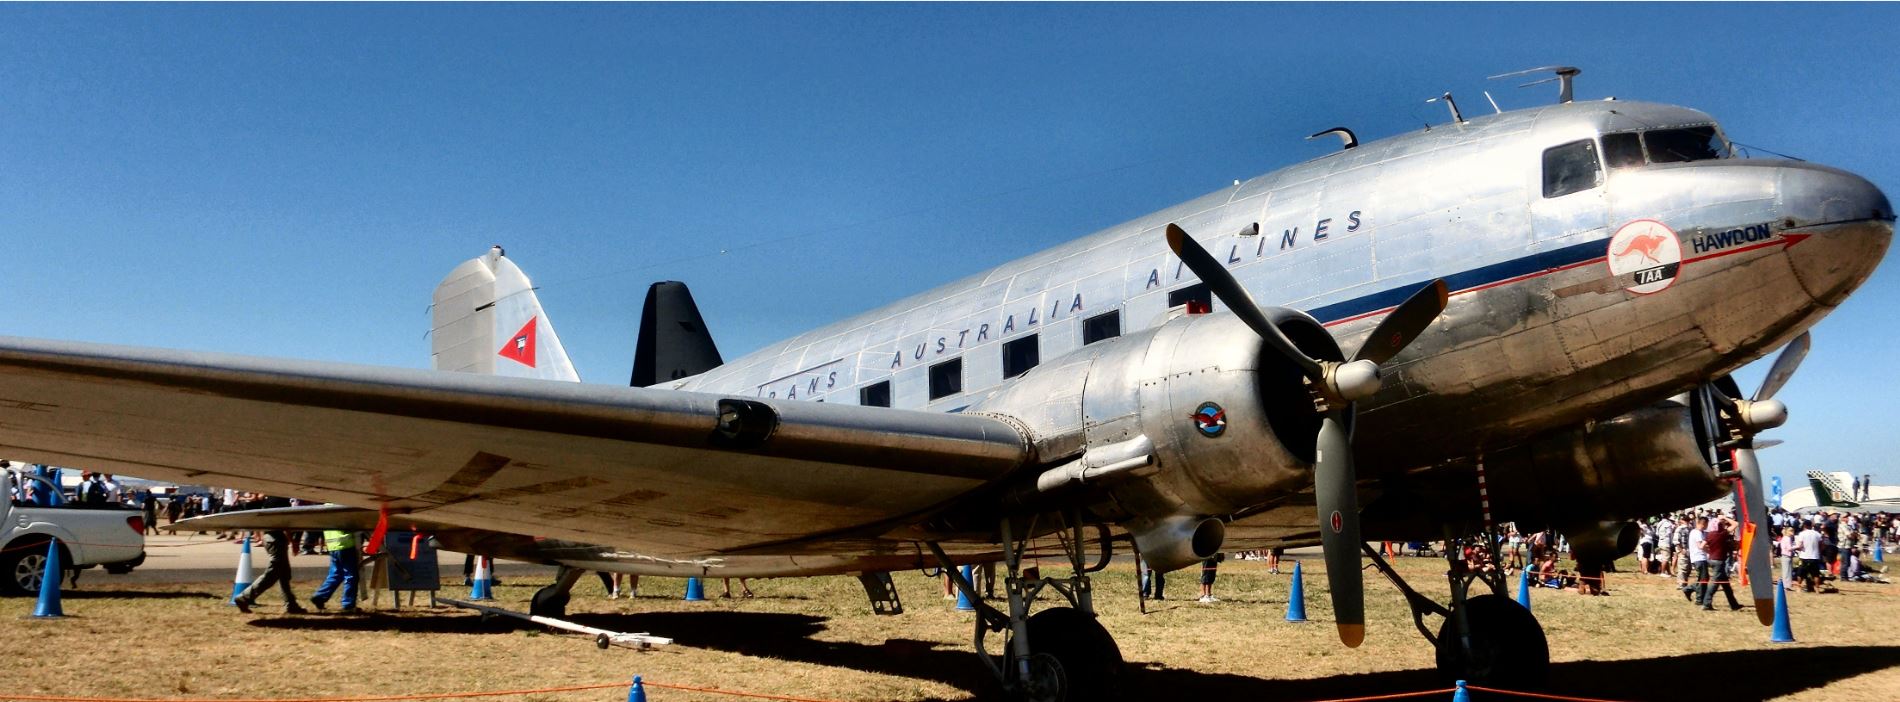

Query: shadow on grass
[[59, 589, 222, 601], [247, 608, 1900, 702]]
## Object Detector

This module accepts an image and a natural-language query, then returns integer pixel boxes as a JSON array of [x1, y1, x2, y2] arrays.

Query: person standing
[[1698, 515, 1743, 611], [1685, 515, 1708, 602], [1197, 554, 1223, 603], [1139, 557, 1166, 601], [1795, 520, 1825, 593], [140, 492, 159, 535], [309, 530, 360, 613], [1778, 526, 1797, 590], [234, 530, 308, 614]]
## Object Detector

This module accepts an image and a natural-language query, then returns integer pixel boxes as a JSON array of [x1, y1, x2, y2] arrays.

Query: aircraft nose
[[1780, 164, 1894, 226], [1777, 164, 1894, 305]]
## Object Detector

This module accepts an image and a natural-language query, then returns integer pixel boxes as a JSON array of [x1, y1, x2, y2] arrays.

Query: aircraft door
[[1530, 138, 1610, 244]]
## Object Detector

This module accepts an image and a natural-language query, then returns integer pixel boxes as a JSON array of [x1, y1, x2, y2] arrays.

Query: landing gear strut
[[928, 509, 1122, 702], [1363, 532, 1549, 689]]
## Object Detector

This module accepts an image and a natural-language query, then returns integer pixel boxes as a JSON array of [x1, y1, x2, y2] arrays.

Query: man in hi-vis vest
[[310, 529, 361, 612]]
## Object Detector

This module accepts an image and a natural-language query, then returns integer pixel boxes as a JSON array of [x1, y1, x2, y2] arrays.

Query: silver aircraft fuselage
[[675, 99, 1888, 473]]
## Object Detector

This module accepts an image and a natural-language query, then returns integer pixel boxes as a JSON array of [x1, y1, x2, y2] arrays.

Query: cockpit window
[[1542, 139, 1602, 198], [1602, 132, 1645, 169], [1644, 126, 1728, 163]]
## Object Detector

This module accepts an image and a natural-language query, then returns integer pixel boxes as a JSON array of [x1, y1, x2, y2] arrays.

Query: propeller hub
[[1739, 399, 1788, 432], [1329, 359, 1383, 402]]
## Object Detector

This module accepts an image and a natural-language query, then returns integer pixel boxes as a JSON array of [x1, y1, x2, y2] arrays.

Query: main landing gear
[[928, 509, 1122, 702], [1363, 534, 1549, 689]]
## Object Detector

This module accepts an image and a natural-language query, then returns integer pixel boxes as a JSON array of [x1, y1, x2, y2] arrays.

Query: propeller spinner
[[1166, 223, 1448, 647]]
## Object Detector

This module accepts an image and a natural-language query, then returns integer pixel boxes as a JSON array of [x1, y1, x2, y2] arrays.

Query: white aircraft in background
[[0, 71, 1891, 700]]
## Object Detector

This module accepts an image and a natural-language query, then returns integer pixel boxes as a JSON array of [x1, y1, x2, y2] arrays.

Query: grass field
[[4, 549, 1898, 702]]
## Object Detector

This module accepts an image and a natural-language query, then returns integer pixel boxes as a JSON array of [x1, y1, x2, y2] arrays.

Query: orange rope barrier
[[638, 681, 842, 702], [1465, 685, 1630, 702], [0, 683, 630, 702], [1300, 689, 1458, 702]]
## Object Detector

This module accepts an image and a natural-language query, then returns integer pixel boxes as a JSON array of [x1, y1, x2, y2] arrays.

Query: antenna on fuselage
[[1306, 127, 1358, 150], [1489, 66, 1581, 104], [1425, 92, 1465, 124], [1483, 91, 1502, 114]]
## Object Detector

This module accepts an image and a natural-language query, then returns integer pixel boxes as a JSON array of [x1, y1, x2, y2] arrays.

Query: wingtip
[[1338, 623, 1365, 648]]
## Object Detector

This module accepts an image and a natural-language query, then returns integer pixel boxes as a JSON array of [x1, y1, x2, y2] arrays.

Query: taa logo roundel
[[1190, 402, 1227, 438], [1606, 219, 1683, 295]]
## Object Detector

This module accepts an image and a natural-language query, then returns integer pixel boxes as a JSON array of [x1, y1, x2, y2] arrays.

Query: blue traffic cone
[[32, 540, 64, 618], [955, 565, 975, 611], [1451, 680, 1471, 702], [626, 676, 647, 702], [1770, 580, 1795, 643], [230, 537, 255, 603], [469, 556, 494, 601], [684, 577, 706, 602], [1517, 569, 1532, 610], [1285, 561, 1308, 623]]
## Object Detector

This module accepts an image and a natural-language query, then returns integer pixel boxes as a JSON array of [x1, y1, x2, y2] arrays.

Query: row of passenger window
[[856, 308, 1128, 407], [857, 283, 1218, 407]]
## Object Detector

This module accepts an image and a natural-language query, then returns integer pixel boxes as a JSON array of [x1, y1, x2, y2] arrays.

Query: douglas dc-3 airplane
[[0, 71, 1891, 699]]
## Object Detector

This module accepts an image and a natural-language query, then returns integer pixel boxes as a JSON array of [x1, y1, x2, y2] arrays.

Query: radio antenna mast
[[1425, 92, 1465, 124], [1489, 66, 1581, 104], [1306, 127, 1359, 150]]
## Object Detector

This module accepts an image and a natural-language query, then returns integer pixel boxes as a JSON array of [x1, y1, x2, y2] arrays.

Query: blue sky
[[2, 4, 1896, 491]]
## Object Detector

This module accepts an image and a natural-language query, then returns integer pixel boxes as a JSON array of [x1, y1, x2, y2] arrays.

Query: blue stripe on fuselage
[[1304, 237, 1609, 324]]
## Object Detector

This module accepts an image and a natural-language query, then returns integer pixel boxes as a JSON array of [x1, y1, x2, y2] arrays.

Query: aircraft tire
[[530, 584, 570, 619], [1434, 594, 1549, 688], [1023, 607, 1124, 701]]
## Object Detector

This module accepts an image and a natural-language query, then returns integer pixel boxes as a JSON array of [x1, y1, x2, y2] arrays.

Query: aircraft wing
[[0, 337, 1032, 559], [165, 504, 412, 532]]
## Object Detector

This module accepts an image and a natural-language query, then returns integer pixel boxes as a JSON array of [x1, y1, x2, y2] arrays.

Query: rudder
[[431, 246, 580, 382]]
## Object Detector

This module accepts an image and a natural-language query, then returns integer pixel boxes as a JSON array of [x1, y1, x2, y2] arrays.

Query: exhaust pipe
[[1131, 515, 1225, 573]]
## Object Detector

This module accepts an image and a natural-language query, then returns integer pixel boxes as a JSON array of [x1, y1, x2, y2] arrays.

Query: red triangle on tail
[[498, 317, 538, 368]]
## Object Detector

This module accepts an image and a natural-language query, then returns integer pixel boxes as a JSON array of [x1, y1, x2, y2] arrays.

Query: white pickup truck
[[2, 470, 146, 595]]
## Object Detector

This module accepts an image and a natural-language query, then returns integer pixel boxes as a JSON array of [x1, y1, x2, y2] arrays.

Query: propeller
[[1709, 332, 1809, 626], [1166, 223, 1448, 647]]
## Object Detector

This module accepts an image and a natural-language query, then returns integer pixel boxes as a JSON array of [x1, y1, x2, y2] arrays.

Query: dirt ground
[[3, 537, 1898, 702]]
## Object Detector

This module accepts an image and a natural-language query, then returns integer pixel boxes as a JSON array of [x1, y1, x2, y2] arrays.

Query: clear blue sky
[[3, 4, 1896, 492]]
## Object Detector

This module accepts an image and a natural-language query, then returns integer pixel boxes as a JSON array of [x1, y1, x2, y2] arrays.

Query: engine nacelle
[[1481, 392, 1729, 530], [974, 308, 1335, 571]]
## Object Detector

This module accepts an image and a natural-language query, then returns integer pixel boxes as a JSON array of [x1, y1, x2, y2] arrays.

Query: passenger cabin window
[[1002, 335, 1039, 379], [1082, 311, 1120, 345], [929, 358, 962, 400], [1168, 283, 1212, 314], [1603, 133, 1645, 170], [859, 380, 891, 408], [1542, 139, 1602, 199], [1645, 126, 1727, 163]]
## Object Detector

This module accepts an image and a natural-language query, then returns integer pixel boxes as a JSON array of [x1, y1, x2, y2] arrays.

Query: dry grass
[[3, 550, 1899, 702]]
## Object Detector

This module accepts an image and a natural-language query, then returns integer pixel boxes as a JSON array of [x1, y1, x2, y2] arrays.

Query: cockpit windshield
[[1642, 126, 1729, 163]]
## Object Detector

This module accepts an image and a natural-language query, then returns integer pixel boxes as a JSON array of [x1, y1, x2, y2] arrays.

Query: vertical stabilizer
[[631, 281, 723, 387], [431, 246, 580, 382], [1806, 470, 1858, 508]]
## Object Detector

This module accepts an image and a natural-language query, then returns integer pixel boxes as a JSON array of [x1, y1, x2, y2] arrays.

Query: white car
[[3, 470, 146, 595]]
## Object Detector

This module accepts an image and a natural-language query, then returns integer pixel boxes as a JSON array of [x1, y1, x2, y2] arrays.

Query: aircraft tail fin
[[631, 281, 723, 387], [1806, 470, 1858, 508], [431, 246, 581, 382]]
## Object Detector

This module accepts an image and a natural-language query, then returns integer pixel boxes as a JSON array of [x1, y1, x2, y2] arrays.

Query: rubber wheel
[[1434, 594, 1549, 688], [1022, 607, 1124, 702], [530, 585, 569, 618], [1, 543, 50, 597]]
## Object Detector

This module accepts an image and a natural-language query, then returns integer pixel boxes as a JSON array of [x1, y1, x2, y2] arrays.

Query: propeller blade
[[1754, 439, 1783, 450], [1754, 332, 1810, 402], [1315, 412, 1364, 647], [1165, 224, 1324, 381], [1350, 280, 1449, 365], [1731, 448, 1776, 625]]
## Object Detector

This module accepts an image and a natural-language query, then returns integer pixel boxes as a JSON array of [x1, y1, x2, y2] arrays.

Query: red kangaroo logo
[[1613, 232, 1668, 263]]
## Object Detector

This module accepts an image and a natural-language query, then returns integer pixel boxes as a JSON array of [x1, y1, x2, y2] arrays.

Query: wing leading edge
[[0, 336, 1031, 558]]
